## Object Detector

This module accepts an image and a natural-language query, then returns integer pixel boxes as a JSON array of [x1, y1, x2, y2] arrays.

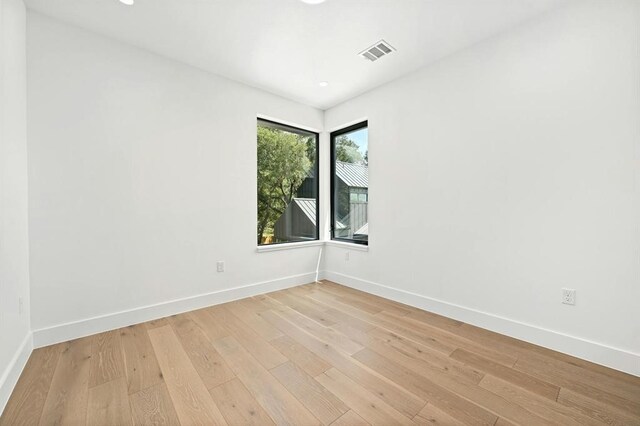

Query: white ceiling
[[25, 0, 568, 110]]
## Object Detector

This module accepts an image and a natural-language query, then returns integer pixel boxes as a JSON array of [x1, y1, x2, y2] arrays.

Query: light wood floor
[[2, 281, 639, 425]]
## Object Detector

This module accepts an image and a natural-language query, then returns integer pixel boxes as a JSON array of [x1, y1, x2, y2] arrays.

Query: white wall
[[324, 0, 640, 374], [0, 0, 31, 412], [27, 12, 324, 344]]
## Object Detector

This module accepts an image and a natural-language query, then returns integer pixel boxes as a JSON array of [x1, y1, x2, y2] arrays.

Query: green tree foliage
[[335, 135, 363, 164], [257, 126, 313, 244]]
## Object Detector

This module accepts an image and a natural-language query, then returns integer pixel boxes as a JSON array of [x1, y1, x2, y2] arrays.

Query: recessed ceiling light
[[319, 81, 329, 87], [300, 0, 326, 4], [119, 0, 134, 5]]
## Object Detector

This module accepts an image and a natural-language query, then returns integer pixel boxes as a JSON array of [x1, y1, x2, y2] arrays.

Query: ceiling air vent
[[359, 39, 395, 62]]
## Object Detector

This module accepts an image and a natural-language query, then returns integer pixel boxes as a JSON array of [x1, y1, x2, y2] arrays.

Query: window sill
[[325, 240, 369, 252], [256, 240, 324, 252], [256, 240, 369, 252]]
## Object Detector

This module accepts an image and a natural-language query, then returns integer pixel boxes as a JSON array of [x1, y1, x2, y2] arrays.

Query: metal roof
[[293, 198, 316, 224], [354, 223, 368, 236], [335, 161, 368, 188], [293, 198, 345, 229]]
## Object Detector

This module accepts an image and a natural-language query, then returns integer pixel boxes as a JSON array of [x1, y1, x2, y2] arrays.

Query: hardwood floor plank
[[38, 337, 92, 425], [270, 291, 339, 327], [450, 348, 559, 400], [360, 341, 556, 426], [0, 344, 63, 426], [529, 348, 640, 389], [430, 371, 557, 426], [168, 313, 235, 389], [144, 317, 170, 330], [316, 368, 415, 426], [335, 322, 484, 386], [267, 299, 364, 355], [147, 325, 228, 425], [329, 322, 373, 347], [318, 281, 413, 316], [298, 288, 376, 333], [541, 352, 640, 386], [271, 361, 349, 425], [252, 293, 285, 311], [453, 323, 536, 361], [129, 383, 180, 426], [212, 336, 321, 425], [318, 288, 516, 368], [557, 387, 639, 426], [86, 377, 133, 426], [330, 410, 370, 426], [314, 286, 384, 315], [239, 295, 274, 313], [352, 348, 497, 426], [289, 283, 318, 294], [88, 330, 125, 388], [305, 290, 375, 318], [377, 311, 517, 367], [354, 343, 561, 426], [515, 356, 640, 416], [322, 307, 376, 332], [479, 374, 600, 426], [404, 309, 464, 332], [414, 403, 467, 426], [460, 322, 639, 386], [270, 335, 332, 377], [366, 328, 485, 385], [119, 324, 164, 395], [189, 308, 230, 341], [225, 299, 284, 341], [206, 306, 288, 369], [309, 290, 458, 355], [444, 380, 555, 426], [209, 378, 276, 426], [494, 417, 517, 426], [260, 309, 426, 418], [516, 353, 640, 410]]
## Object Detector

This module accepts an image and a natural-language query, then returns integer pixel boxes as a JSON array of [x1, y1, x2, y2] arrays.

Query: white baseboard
[[324, 271, 640, 377], [26, 268, 639, 377], [33, 272, 319, 348], [0, 332, 33, 416]]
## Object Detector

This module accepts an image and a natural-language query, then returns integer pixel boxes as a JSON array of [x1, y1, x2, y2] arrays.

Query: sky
[[346, 127, 368, 156]]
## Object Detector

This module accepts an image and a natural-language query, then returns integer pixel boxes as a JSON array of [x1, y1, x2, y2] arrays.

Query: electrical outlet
[[216, 261, 225, 272], [562, 288, 576, 305], [345, 252, 350, 262]]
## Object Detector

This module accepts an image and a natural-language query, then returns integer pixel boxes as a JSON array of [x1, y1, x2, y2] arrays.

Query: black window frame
[[257, 117, 320, 246], [330, 120, 369, 246]]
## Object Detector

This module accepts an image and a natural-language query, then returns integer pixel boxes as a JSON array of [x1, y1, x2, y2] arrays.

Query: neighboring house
[[274, 198, 347, 242], [334, 161, 368, 241], [274, 198, 317, 241], [274, 161, 368, 242]]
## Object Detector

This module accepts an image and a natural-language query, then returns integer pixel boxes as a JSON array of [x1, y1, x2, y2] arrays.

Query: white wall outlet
[[216, 261, 225, 272], [345, 252, 350, 262], [562, 288, 576, 305], [18, 297, 24, 315]]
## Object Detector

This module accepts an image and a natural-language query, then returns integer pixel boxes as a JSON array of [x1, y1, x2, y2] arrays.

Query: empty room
[[1, 0, 639, 424]]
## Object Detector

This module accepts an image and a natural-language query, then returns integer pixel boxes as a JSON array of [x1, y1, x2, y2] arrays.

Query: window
[[257, 118, 319, 246], [331, 121, 368, 245]]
